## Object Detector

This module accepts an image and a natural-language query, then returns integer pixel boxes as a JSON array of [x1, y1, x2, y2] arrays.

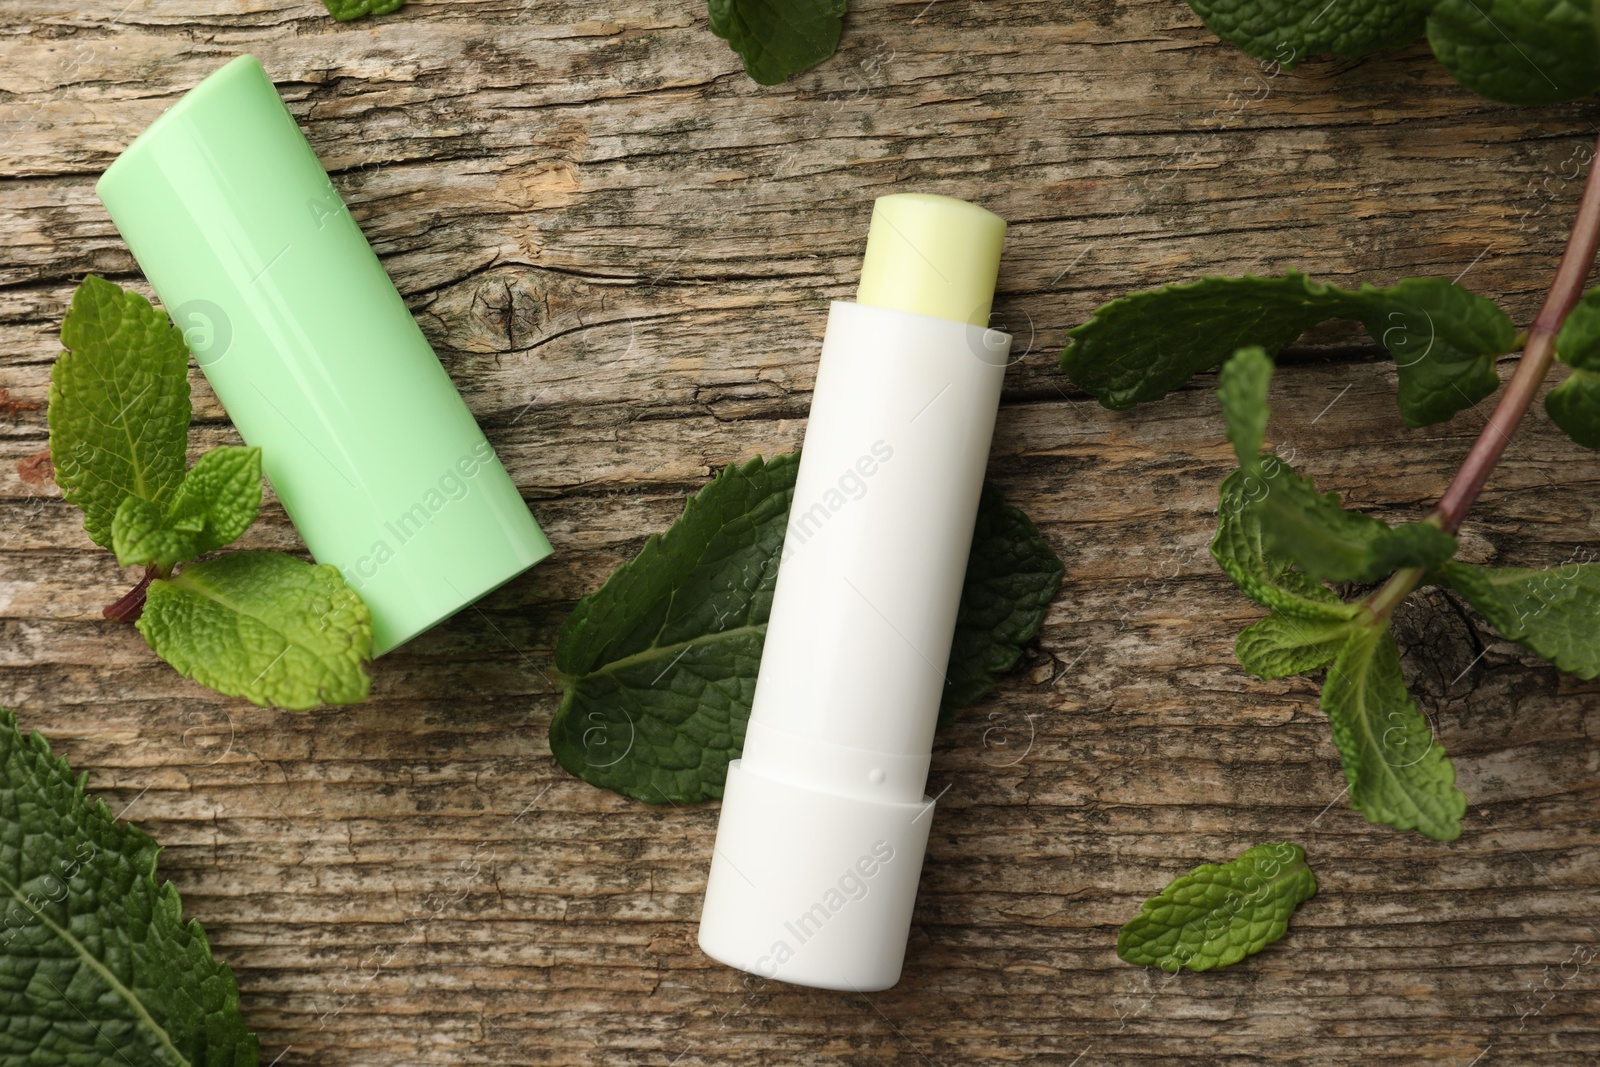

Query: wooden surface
[[4, 1, 1600, 1063]]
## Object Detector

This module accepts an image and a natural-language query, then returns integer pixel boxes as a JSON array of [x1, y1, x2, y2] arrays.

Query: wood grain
[[4, 0, 1600, 1062]]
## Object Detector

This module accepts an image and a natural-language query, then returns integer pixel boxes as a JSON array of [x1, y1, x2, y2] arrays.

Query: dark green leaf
[[709, 0, 847, 85], [940, 481, 1064, 724], [1062, 272, 1514, 426], [1186, 0, 1431, 67], [550, 454, 1063, 803], [136, 552, 372, 710], [1321, 626, 1466, 840], [1428, 0, 1600, 106], [1546, 288, 1600, 448], [1438, 560, 1600, 678], [321, 0, 406, 20], [1116, 842, 1317, 972], [0, 708, 259, 1066], [47, 275, 191, 549]]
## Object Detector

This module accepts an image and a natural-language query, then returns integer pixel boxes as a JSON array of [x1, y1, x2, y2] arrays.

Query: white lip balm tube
[[697, 194, 1010, 991]]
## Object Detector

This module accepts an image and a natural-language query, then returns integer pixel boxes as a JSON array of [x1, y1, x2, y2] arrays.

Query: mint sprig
[[320, 0, 406, 20], [0, 708, 259, 1065], [1545, 287, 1600, 448], [47, 276, 372, 710], [1186, 0, 1432, 68], [549, 453, 1062, 803], [1116, 843, 1318, 972], [1060, 273, 1515, 427]]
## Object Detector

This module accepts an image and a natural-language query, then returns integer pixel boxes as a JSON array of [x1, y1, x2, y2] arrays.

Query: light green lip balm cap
[[94, 55, 552, 655], [855, 193, 1006, 327]]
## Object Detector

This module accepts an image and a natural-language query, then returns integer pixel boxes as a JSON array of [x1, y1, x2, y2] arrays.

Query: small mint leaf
[[1116, 843, 1317, 972], [47, 275, 191, 549], [709, 0, 846, 85], [164, 445, 263, 556], [1062, 272, 1514, 426], [1216, 346, 1273, 467], [321, 0, 406, 20], [0, 708, 260, 1065], [136, 551, 372, 710], [1235, 612, 1359, 679], [1428, 0, 1600, 106], [1212, 468, 1359, 621], [1438, 560, 1600, 679], [1546, 288, 1600, 448], [110, 447, 262, 568], [1321, 626, 1466, 840], [112, 496, 199, 569], [550, 453, 1063, 803]]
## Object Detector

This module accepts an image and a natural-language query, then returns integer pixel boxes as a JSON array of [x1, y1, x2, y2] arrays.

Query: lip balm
[[94, 55, 551, 654], [697, 194, 1010, 991]]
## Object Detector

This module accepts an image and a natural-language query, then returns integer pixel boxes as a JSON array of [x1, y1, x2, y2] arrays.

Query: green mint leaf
[[136, 551, 372, 710], [1212, 350, 1458, 584], [1438, 560, 1600, 679], [1252, 462, 1458, 583], [1216, 346, 1273, 467], [1321, 626, 1466, 840], [1354, 277, 1513, 428], [940, 481, 1064, 724], [1115, 842, 1317, 972], [111, 447, 263, 569], [0, 708, 259, 1066], [1428, 0, 1600, 106], [1235, 612, 1360, 679], [1186, 0, 1431, 68], [709, 0, 847, 85], [321, 0, 406, 20], [1212, 468, 1359, 621], [550, 453, 1063, 803], [47, 275, 191, 549], [1545, 288, 1600, 448], [1062, 272, 1514, 426]]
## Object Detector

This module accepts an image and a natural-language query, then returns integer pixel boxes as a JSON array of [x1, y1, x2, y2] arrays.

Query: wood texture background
[[4, 0, 1600, 1063]]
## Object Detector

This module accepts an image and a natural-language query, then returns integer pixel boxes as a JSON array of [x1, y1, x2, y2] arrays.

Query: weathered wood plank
[[5, 0, 1600, 1063]]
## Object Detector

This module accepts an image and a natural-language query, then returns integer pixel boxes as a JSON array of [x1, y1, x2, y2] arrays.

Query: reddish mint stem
[[1432, 133, 1600, 535], [103, 566, 157, 623]]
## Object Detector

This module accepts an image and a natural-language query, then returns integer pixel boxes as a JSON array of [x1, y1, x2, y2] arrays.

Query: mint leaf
[[1116, 842, 1317, 972], [1545, 288, 1600, 448], [1216, 345, 1273, 465], [1235, 612, 1360, 679], [550, 454, 1063, 803], [709, 0, 847, 85], [321, 0, 406, 20], [1061, 272, 1514, 426], [1321, 626, 1466, 840], [1212, 468, 1359, 621], [1354, 277, 1513, 428], [1252, 463, 1457, 583], [941, 481, 1063, 723], [136, 551, 372, 710], [1437, 560, 1600, 679], [1428, 0, 1600, 106], [48, 275, 191, 549], [1186, 0, 1431, 67], [1213, 350, 1458, 583], [0, 708, 259, 1066], [112, 446, 263, 568]]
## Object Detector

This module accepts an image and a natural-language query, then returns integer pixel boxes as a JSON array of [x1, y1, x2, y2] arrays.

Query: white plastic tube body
[[698, 300, 1010, 990]]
